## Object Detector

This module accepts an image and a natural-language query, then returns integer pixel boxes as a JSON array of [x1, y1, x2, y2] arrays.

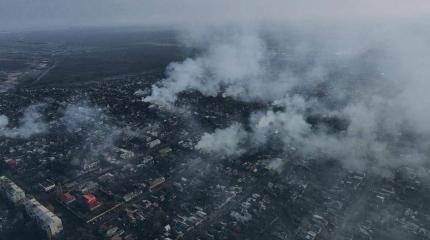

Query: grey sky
[[1, 0, 430, 31]]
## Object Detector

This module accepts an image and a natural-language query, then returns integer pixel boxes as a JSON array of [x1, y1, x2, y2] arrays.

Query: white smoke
[[196, 123, 247, 158], [62, 102, 121, 165], [0, 104, 48, 138], [147, 23, 430, 172], [144, 31, 292, 106], [62, 103, 107, 131], [0, 115, 8, 128]]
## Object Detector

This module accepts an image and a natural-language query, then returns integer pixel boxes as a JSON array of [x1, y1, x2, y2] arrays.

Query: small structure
[[81, 194, 101, 211], [159, 147, 172, 156], [148, 139, 161, 148], [114, 147, 135, 160], [80, 158, 99, 171], [39, 179, 56, 192], [150, 177, 166, 190], [62, 192, 76, 204], [4, 159, 17, 168]]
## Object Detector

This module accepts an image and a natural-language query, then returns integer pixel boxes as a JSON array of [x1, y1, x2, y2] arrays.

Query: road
[[33, 62, 57, 84]]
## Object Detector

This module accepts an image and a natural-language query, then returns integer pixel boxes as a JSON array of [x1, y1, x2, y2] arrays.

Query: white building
[[148, 139, 161, 148], [24, 198, 63, 238], [0, 176, 26, 205], [80, 158, 99, 171], [39, 179, 56, 192]]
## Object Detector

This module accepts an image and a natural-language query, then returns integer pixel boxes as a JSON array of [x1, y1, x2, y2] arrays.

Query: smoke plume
[[0, 104, 48, 138], [195, 123, 247, 158], [62, 102, 121, 166], [146, 23, 430, 173]]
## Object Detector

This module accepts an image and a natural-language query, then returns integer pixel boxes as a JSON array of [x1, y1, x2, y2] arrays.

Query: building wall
[[24, 198, 63, 237], [0, 176, 26, 205]]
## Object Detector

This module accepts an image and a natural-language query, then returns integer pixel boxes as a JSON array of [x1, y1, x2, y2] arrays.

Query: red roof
[[5, 159, 17, 167], [62, 192, 76, 203], [83, 194, 96, 204], [88, 201, 100, 209]]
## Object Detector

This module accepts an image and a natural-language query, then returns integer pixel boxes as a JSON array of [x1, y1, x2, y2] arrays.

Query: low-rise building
[[39, 179, 56, 192], [81, 194, 101, 211], [61, 192, 76, 204], [148, 139, 161, 148], [150, 177, 166, 190]]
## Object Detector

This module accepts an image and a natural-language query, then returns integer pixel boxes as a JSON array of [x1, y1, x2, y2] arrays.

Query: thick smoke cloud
[[144, 32, 270, 105], [2, 0, 429, 174], [146, 24, 430, 173], [0, 104, 48, 138], [196, 123, 247, 158]]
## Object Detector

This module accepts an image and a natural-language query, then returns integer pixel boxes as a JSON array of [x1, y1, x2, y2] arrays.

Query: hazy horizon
[[1, 0, 430, 32]]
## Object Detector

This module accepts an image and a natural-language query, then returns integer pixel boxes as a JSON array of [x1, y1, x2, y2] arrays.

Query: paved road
[[33, 62, 57, 84]]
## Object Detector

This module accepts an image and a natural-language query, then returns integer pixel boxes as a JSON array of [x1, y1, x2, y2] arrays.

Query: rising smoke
[[145, 23, 430, 173], [0, 104, 48, 138], [195, 123, 247, 158], [62, 101, 121, 166]]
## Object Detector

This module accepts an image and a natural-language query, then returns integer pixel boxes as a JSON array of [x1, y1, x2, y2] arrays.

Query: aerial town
[[1, 14, 430, 240]]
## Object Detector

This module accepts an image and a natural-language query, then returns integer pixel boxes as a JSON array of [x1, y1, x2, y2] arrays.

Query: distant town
[[1, 27, 430, 240]]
